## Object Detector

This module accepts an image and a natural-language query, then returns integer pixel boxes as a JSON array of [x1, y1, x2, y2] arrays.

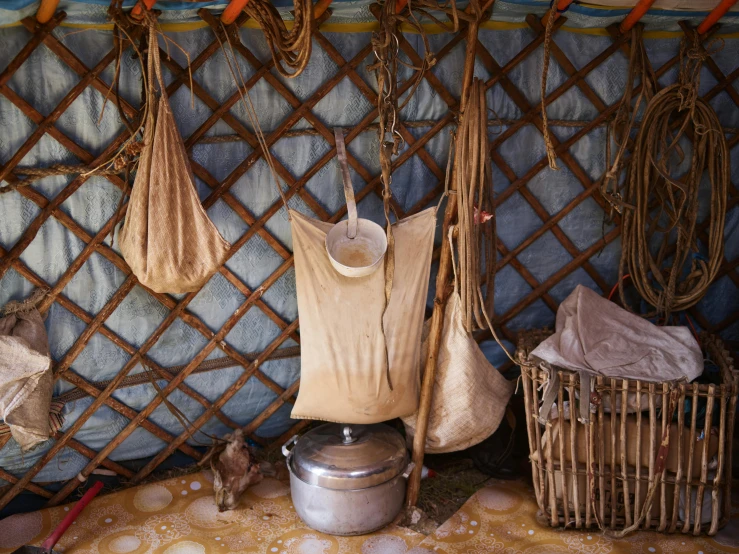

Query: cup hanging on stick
[[325, 128, 387, 278]]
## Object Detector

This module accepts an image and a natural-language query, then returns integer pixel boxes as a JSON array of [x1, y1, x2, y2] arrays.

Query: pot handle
[[281, 435, 298, 459], [402, 462, 416, 479]]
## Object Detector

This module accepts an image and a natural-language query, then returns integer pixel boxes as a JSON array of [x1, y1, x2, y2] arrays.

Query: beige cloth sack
[[535, 414, 719, 479], [118, 22, 230, 294], [403, 291, 515, 453], [0, 299, 53, 451], [290, 208, 436, 424]]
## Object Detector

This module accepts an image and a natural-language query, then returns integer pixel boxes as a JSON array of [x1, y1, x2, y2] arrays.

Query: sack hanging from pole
[[118, 20, 230, 294], [402, 260, 514, 453], [290, 131, 436, 424]]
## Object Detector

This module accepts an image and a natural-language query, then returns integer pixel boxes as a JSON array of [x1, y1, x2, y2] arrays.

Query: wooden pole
[[221, 0, 251, 24], [619, 0, 656, 34], [35, 0, 60, 24], [698, 0, 738, 35], [405, 8, 482, 509]]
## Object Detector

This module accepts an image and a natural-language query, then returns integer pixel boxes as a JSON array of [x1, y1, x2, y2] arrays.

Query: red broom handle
[[40, 481, 104, 551]]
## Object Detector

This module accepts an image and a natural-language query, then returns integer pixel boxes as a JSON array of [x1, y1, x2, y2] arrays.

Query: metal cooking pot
[[282, 423, 414, 536]]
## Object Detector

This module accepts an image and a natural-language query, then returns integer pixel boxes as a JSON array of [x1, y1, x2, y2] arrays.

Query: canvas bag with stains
[[118, 22, 230, 294], [290, 208, 435, 423], [289, 148, 436, 426], [0, 291, 53, 451]]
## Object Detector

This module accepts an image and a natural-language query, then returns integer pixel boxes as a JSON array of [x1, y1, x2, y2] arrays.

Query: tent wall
[[0, 1, 737, 513]]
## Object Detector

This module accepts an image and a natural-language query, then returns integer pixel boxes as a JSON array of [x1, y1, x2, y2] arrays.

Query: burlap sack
[[0, 304, 53, 451], [290, 208, 436, 424], [118, 22, 230, 294], [403, 292, 515, 453]]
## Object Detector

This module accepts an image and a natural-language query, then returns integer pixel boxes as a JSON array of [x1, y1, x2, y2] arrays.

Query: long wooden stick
[[405, 9, 481, 509]]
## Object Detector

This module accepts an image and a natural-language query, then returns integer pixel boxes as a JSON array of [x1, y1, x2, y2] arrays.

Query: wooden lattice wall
[[0, 7, 737, 514]]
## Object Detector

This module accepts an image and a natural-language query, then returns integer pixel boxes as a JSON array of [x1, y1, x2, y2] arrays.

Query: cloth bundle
[[118, 21, 230, 294], [0, 296, 53, 451], [532, 285, 703, 424]]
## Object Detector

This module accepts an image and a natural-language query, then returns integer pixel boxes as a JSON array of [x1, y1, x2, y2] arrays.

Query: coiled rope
[[618, 31, 729, 318]]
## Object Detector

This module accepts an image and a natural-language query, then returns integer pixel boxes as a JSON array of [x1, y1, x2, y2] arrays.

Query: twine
[[540, 8, 559, 170], [2, 288, 50, 316]]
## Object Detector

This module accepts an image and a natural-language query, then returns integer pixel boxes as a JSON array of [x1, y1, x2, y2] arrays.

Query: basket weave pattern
[[518, 330, 738, 535]]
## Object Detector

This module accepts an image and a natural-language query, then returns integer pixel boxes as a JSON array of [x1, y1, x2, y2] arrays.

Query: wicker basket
[[518, 330, 738, 535]]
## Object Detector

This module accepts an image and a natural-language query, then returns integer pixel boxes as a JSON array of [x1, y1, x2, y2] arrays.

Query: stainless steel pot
[[282, 423, 414, 536]]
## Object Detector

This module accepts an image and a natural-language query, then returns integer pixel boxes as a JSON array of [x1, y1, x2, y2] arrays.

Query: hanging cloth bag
[[290, 130, 436, 424], [0, 290, 53, 451], [118, 20, 230, 294], [403, 229, 515, 453]]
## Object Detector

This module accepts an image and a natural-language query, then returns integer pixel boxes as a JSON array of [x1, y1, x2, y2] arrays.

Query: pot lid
[[288, 423, 407, 490]]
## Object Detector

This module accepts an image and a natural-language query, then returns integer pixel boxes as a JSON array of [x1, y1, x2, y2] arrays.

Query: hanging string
[[600, 24, 655, 219], [618, 30, 728, 319], [215, 21, 290, 214], [244, 0, 313, 78], [540, 3, 564, 170], [449, 78, 516, 363]]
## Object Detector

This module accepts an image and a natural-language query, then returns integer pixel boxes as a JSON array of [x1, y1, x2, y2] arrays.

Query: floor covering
[[1, 471, 738, 554]]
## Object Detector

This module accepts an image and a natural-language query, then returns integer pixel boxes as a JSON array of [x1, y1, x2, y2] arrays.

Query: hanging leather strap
[[333, 128, 358, 239]]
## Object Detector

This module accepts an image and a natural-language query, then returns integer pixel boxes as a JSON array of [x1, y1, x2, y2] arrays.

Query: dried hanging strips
[[245, 0, 313, 78], [618, 31, 729, 318], [454, 78, 495, 333]]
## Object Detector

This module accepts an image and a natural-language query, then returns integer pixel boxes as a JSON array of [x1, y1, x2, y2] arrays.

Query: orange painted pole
[[221, 0, 251, 24], [619, 0, 657, 33], [396, 0, 408, 13], [697, 0, 738, 34], [542, 0, 575, 26], [36, 0, 60, 23], [314, 0, 334, 19], [131, 0, 157, 20]]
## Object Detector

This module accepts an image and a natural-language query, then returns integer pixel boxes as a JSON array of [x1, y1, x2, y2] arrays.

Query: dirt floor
[[416, 456, 492, 526]]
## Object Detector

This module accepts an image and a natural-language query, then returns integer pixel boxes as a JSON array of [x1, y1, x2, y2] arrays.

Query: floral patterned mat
[[0, 471, 737, 554]]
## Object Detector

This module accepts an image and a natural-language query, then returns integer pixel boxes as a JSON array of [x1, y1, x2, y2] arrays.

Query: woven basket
[[518, 330, 738, 535]]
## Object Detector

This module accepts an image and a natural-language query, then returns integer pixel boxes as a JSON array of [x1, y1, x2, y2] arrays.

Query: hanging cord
[[244, 0, 313, 78], [369, 0, 441, 160], [453, 78, 494, 332], [369, 0, 449, 389], [215, 21, 290, 214], [447, 78, 516, 364], [600, 24, 655, 219], [618, 30, 728, 319], [540, 1, 570, 170], [141, 361, 225, 447]]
